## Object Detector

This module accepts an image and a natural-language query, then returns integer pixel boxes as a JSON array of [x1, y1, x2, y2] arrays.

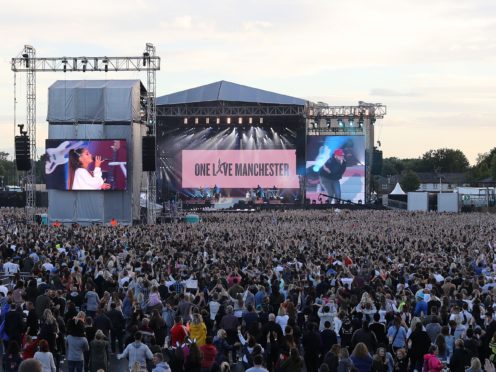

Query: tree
[[381, 157, 405, 176], [421, 148, 469, 173], [400, 170, 420, 192], [491, 154, 496, 181]]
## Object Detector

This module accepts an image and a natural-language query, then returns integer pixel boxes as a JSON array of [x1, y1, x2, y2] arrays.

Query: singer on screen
[[319, 148, 347, 203], [68, 148, 111, 190]]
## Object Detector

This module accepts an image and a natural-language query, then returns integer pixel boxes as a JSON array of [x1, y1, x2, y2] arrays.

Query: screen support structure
[[145, 43, 158, 225], [12, 44, 161, 224]]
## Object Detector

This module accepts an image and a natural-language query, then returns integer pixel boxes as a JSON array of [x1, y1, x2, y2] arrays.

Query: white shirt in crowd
[[3, 261, 19, 275]]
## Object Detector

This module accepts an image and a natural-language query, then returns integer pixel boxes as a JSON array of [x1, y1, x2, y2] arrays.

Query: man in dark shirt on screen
[[319, 148, 347, 203]]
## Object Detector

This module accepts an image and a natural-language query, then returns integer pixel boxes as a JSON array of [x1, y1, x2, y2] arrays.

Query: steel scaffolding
[[145, 43, 158, 225], [11, 44, 161, 224]]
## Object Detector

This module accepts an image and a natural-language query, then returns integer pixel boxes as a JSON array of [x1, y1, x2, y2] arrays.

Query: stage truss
[[157, 100, 386, 203], [12, 44, 161, 224]]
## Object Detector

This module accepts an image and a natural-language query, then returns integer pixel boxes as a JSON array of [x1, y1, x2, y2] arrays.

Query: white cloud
[[0, 0, 494, 163]]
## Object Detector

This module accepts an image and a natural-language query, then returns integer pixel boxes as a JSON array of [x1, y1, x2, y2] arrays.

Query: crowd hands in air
[[0, 207, 495, 372]]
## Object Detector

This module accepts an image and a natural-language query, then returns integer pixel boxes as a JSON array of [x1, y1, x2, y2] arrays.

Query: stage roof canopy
[[156, 80, 306, 106]]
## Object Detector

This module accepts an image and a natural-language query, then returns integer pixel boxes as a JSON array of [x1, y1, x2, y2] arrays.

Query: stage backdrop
[[306, 135, 365, 203], [158, 126, 300, 199]]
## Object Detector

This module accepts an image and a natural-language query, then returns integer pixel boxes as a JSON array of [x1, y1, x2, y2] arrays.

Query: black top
[[320, 156, 347, 181]]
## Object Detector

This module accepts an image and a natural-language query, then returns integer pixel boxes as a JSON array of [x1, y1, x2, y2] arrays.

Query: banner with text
[[182, 150, 299, 188]]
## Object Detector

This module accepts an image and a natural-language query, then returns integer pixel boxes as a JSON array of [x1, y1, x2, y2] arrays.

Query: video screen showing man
[[306, 136, 365, 204], [318, 148, 347, 202]]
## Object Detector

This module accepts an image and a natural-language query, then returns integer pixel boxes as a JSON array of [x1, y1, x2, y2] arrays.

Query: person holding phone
[[68, 148, 111, 190]]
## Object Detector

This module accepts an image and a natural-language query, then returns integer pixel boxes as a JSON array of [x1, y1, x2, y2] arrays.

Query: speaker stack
[[142, 136, 156, 172], [15, 135, 31, 171]]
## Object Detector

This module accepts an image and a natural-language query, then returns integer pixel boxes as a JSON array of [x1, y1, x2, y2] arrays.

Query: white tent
[[390, 182, 406, 195]]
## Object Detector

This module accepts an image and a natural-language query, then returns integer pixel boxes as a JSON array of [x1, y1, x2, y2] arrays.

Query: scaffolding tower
[[145, 43, 158, 225], [11, 44, 161, 224]]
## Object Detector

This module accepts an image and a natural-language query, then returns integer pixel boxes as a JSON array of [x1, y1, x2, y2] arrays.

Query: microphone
[[92, 156, 110, 161]]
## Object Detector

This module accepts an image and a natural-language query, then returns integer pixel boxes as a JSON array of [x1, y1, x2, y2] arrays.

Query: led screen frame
[[45, 139, 127, 191], [305, 135, 365, 203]]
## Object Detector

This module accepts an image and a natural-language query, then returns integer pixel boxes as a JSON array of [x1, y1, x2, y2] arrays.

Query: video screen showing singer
[[45, 139, 127, 191], [319, 148, 347, 202], [68, 148, 111, 190]]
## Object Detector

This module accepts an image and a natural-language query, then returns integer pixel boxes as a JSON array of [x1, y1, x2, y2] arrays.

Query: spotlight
[[62, 58, 67, 73], [338, 118, 344, 127], [238, 117, 243, 124], [326, 119, 331, 129], [216, 118, 220, 125], [371, 117, 377, 125], [103, 57, 108, 72], [259, 118, 264, 124], [348, 118, 354, 127], [82, 58, 88, 72], [183, 118, 188, 125], [206, 118, 210, 124], [22, 53, 29, 68], [358, 114, 364, 128], [194, 118, 199, 125], [249, 117, 253, 124], [227, 117, 231, 124], [143, 52, 150, 66]]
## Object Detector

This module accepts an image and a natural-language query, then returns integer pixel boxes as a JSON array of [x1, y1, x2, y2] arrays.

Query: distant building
[[376, 172, 470, 194], [416, 172, 470, 192]]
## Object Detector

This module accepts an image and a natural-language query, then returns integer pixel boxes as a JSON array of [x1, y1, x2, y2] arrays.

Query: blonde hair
[[470, 357, 482, 370], [192, 313, 203, 325]]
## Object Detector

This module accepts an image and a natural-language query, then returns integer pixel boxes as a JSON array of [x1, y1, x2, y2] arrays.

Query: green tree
[[467, 147, 496, 181], [491, 154, 496, 181], [381, 157, 405, 176], [0, 154, 18, 187], [400, 170, 420, 192], [421, 148, 469, 173]]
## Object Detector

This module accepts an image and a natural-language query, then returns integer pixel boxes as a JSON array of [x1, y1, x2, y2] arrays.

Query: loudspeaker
[[142, 136, 156, 172], [372, 149, 383, 175], [295, 121, 306, 175], [15, 135, 31, 171]]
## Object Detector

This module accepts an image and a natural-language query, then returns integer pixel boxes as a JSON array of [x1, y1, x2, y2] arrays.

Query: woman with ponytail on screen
[[68, 148, 111, 190]]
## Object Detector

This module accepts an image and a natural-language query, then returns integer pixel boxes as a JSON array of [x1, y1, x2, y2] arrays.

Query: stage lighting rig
[[22, 53, 29, 68], [143, 51, 150, 66]]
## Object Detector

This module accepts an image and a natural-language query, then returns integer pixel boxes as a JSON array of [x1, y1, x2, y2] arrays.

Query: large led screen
[[158, 126, 301, 199], [306, 135, 365, 203], [45, 139, 127, 191], [182, 149, 299, 188]]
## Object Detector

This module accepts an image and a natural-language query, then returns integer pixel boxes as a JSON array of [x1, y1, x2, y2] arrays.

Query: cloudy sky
[[1, 0, 495, 164]]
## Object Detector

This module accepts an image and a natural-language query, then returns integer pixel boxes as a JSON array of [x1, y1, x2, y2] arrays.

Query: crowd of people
[[0, 207, 495, 372]]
